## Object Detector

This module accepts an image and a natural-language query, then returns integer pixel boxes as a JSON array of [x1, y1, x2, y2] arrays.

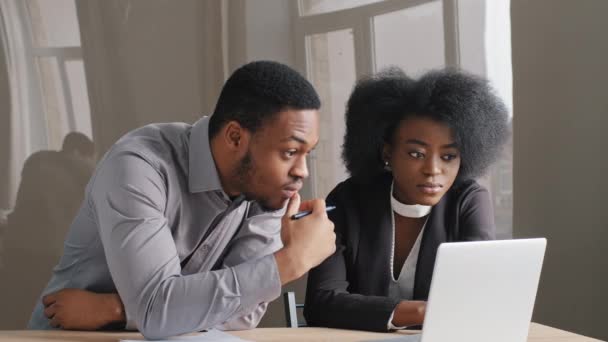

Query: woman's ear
[[382, 143, 391, 164]]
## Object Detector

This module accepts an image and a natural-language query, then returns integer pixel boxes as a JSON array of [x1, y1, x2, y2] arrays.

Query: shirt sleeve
[[215, 303, 269, 331], [215, 209, 285, 331], [91, 152, 281, 339]]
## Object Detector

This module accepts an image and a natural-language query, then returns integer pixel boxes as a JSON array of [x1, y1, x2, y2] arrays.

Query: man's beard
[[234, 151, 278, 212]]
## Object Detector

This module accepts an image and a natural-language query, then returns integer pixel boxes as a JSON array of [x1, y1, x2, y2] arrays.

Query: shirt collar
[[188, 116, 224, 193]]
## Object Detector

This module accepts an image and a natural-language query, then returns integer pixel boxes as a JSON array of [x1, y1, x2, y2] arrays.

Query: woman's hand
[[392, 300, 427, 327]]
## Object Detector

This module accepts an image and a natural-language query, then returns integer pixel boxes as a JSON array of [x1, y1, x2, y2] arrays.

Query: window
[[1, 0, 93, 208], [373, 1, 445, 73], [294, 0, 513, 237], [25, 0, 92, 149], [299, 0, 385, 16]]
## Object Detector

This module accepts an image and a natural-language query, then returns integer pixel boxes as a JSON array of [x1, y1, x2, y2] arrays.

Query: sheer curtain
[[0, 0, 46, 209]]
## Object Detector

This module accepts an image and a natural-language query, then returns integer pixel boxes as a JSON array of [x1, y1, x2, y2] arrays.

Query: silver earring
[[384, 160, 392, 172]]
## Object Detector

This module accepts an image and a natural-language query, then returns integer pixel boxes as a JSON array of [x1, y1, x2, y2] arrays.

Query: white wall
[[512, 1, 608, 340]]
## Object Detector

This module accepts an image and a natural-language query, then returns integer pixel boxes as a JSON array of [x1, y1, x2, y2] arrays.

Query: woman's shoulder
[[443, 179, 491, 209], [450, 179, 486, 194]]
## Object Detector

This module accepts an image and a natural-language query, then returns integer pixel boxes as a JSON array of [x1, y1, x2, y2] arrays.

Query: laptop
[[370, 238, 547, 342]]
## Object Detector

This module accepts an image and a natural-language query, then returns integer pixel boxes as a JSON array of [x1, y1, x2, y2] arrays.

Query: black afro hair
[[342, 67, 510, 185]]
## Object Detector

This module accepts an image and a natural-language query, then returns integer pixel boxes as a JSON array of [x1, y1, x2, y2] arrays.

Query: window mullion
[[353, 12, 374, 77], [443, 0, 461, 68], [56, 56, 76, 132]]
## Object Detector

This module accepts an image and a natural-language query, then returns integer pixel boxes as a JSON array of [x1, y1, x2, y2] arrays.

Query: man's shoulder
[[118, 122, 191, 147], [108, 122, 192, 163]]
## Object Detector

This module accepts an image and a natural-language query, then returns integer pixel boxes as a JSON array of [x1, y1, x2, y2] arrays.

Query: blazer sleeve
[[458, 184, 497, 241], [304, 182, 400, 332]]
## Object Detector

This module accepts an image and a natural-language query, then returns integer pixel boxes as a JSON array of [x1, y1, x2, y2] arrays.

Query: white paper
[[120, 329, 251, 342]]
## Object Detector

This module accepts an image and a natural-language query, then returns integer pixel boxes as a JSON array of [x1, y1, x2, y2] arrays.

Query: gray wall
[[239, 0, 306, 328], [76, 0, 215, 155], [0, 0, 215, 329], [511, 1, 608, 340]]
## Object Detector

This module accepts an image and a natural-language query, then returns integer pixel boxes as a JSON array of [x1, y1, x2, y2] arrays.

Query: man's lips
[[282, 184, 302, 197]]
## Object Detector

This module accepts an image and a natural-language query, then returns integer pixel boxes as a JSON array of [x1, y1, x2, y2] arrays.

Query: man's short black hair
[[343, 67, 510, 184], [208, 61, 321, 138]]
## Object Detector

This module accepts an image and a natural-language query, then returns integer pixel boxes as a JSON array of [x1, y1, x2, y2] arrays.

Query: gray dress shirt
[[28, 117, 284, 339]]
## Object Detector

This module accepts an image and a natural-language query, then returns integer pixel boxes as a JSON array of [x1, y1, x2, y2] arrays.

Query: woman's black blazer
[[304, 174, 496, 332]]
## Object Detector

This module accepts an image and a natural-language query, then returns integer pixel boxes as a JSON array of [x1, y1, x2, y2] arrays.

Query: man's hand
[[42, 288, 125, 330], [392, 301, 427, 327], [274, 193, 336, 285]]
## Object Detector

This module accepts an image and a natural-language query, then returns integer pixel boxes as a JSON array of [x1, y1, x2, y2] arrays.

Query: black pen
[[291, 205, 336, 220]]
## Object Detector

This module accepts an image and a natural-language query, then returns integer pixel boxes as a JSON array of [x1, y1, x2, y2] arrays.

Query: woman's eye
[[285, 150, 297, 158], [409, 151, 425, 159], [442, 154, 458, 161]]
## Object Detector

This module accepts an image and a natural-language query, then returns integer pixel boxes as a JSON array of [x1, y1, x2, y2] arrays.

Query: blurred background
[[0, 0, 605, 340]]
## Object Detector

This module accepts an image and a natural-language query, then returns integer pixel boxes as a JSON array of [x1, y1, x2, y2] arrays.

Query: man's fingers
[[43, 303, 57, 319], [310, 199, 327, 216], [297, 199, 326, 216], [298, 199, 314, 213], [42, 293, 56, 307], [285, 193, 301, 217]]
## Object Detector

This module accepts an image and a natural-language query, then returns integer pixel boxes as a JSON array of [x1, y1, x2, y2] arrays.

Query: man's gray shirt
[[28, 117, 284, 338]]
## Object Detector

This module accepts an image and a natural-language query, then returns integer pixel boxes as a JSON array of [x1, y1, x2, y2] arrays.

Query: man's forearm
[[127, 254, 281, 339], [216, 302, 269, 331]]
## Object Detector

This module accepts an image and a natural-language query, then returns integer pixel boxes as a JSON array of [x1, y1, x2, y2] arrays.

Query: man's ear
[[223, 121, 251, 152]]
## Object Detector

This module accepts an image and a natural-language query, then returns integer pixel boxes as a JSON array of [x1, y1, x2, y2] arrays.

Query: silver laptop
[[371, 238, 547, 342]]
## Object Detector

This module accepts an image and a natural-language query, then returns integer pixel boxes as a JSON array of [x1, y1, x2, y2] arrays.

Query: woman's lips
[[417, 183, 443, 195]]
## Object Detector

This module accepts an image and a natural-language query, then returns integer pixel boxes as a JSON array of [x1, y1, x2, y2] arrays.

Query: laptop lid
[[421, 238, 546, 342]]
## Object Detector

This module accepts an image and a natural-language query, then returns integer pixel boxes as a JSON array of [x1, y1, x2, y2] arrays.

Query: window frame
[[292, 0, 461, 199]]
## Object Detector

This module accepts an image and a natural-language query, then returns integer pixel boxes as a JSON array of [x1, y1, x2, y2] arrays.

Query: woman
[[304, 68, 510, 332]]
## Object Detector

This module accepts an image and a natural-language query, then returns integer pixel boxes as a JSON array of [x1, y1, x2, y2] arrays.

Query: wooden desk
[[0, 323, 602, 342]]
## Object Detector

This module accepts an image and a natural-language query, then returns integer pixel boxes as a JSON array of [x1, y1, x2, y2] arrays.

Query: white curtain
[[0, 0, 46, 209]]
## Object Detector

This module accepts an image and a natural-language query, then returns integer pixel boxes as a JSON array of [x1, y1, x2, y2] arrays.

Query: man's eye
[[409, 151, 424, 159], [285, 150, 297, 158]]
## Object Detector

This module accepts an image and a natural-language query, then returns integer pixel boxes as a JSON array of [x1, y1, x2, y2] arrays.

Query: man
[[1, 132, 95, 329], [28, 61, 336, 339]]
